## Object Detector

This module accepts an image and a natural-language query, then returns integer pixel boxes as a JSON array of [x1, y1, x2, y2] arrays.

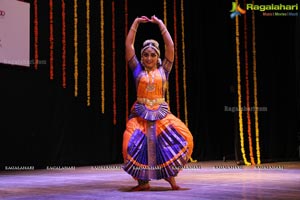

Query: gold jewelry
[[145, 70, 155, 92], [161, 28, 167, 35], [130, 27, 137, 32], [137, 97, 165, 107]]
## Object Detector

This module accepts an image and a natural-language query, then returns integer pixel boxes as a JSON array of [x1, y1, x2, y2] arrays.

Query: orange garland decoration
[[235, 0, 251, 166], [235, 0, 262, 165]]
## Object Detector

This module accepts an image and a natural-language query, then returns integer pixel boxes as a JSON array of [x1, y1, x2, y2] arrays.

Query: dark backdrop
[[0, 0, 299, 169]]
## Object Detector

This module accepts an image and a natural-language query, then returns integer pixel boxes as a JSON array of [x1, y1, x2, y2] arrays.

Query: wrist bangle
[[130, 27, 137, 32], [161, 28, 167, 35]]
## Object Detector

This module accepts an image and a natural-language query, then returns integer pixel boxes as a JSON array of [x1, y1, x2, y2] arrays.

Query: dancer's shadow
[[119, 186, 190, 192]]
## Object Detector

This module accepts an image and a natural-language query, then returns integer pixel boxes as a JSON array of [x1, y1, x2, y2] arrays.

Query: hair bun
[[141, 39, 160, 57]]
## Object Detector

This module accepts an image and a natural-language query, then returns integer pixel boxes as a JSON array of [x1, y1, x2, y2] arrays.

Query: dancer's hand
[[150, 15, 162, 24], [136, 16, 150, 24]]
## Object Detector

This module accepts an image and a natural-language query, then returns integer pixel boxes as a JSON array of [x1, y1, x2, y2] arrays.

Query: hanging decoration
[[62, 0, 66, 88], [74, 0, 78, 97], [34, 0, 38, 70], [86, 0, 91, 106], [124, 0, 129, 121], [180, 0, 188, 127], [112, 1, 117, 124], [100, 0, 105, 113], [180, 0, 196, 163], [251, 1, 261, 164], [243, 0, 255, 165], [173, 0, 180, 118], [40, 1, 196, 134], [234, 0, 261, 165], [49, 0, 54, 80], [235, 0, 251, 166], [163, 0, 170, 104]]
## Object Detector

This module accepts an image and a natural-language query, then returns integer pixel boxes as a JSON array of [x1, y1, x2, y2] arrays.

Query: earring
[[158, 58, 162, 65]]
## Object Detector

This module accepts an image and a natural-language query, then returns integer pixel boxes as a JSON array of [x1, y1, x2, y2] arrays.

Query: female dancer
[[122, 15, 194, 191]]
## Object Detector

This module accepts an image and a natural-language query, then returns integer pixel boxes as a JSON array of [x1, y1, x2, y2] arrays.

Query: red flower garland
[[100, 0, 105, 112], [49, 0, 54, 80], [173, 0, 180, 118], [62, 0, 66, 88], [112, 1, 117, 124], [34, 0, 38, 70], [74, 0, 78, 96], [124, 0, 129, 121]]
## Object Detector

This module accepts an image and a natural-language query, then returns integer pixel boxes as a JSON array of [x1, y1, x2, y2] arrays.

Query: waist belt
[[137, 97, 165, 107]]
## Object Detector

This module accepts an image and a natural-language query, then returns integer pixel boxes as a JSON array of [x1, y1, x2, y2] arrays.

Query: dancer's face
[[141, 48, 159, 70]]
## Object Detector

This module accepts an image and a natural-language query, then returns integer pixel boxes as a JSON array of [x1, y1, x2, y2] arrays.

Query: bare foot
[[165, 177, 181, 190], [129, 183, 150, 192]]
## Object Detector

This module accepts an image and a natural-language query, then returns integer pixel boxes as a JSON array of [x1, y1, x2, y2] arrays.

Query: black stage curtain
[[0, 0, 299, 169]]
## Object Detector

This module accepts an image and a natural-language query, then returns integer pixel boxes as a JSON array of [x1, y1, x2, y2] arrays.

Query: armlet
[[128, 55, 139, 71], [162, 58, 173, 72]]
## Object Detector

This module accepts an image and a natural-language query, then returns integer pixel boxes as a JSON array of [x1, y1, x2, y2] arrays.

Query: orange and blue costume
[[122, 55, 194, 181]]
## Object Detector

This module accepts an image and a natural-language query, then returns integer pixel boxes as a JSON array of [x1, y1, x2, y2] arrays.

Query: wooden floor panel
[[1, 161, 299, 199]]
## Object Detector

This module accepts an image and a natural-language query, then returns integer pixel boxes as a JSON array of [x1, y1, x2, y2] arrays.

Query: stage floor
[[1, 161, 300, 200]]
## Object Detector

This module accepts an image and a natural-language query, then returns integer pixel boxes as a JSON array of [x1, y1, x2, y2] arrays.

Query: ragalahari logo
[[230, 2, 246, 19], [0, 10, 5, 17]]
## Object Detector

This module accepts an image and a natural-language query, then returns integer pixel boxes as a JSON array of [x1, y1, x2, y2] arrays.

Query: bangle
[[161, 28, 167, 35], [130, 27, 137, 32]]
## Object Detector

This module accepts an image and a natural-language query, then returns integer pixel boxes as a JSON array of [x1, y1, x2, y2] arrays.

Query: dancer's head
[[140, 39, 161, 70]]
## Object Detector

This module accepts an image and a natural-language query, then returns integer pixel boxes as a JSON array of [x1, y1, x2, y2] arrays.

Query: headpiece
[[140, 39, 160, 57]]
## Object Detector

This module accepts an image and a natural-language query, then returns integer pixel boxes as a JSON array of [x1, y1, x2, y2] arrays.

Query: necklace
[[145, 70, 155, 92]]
